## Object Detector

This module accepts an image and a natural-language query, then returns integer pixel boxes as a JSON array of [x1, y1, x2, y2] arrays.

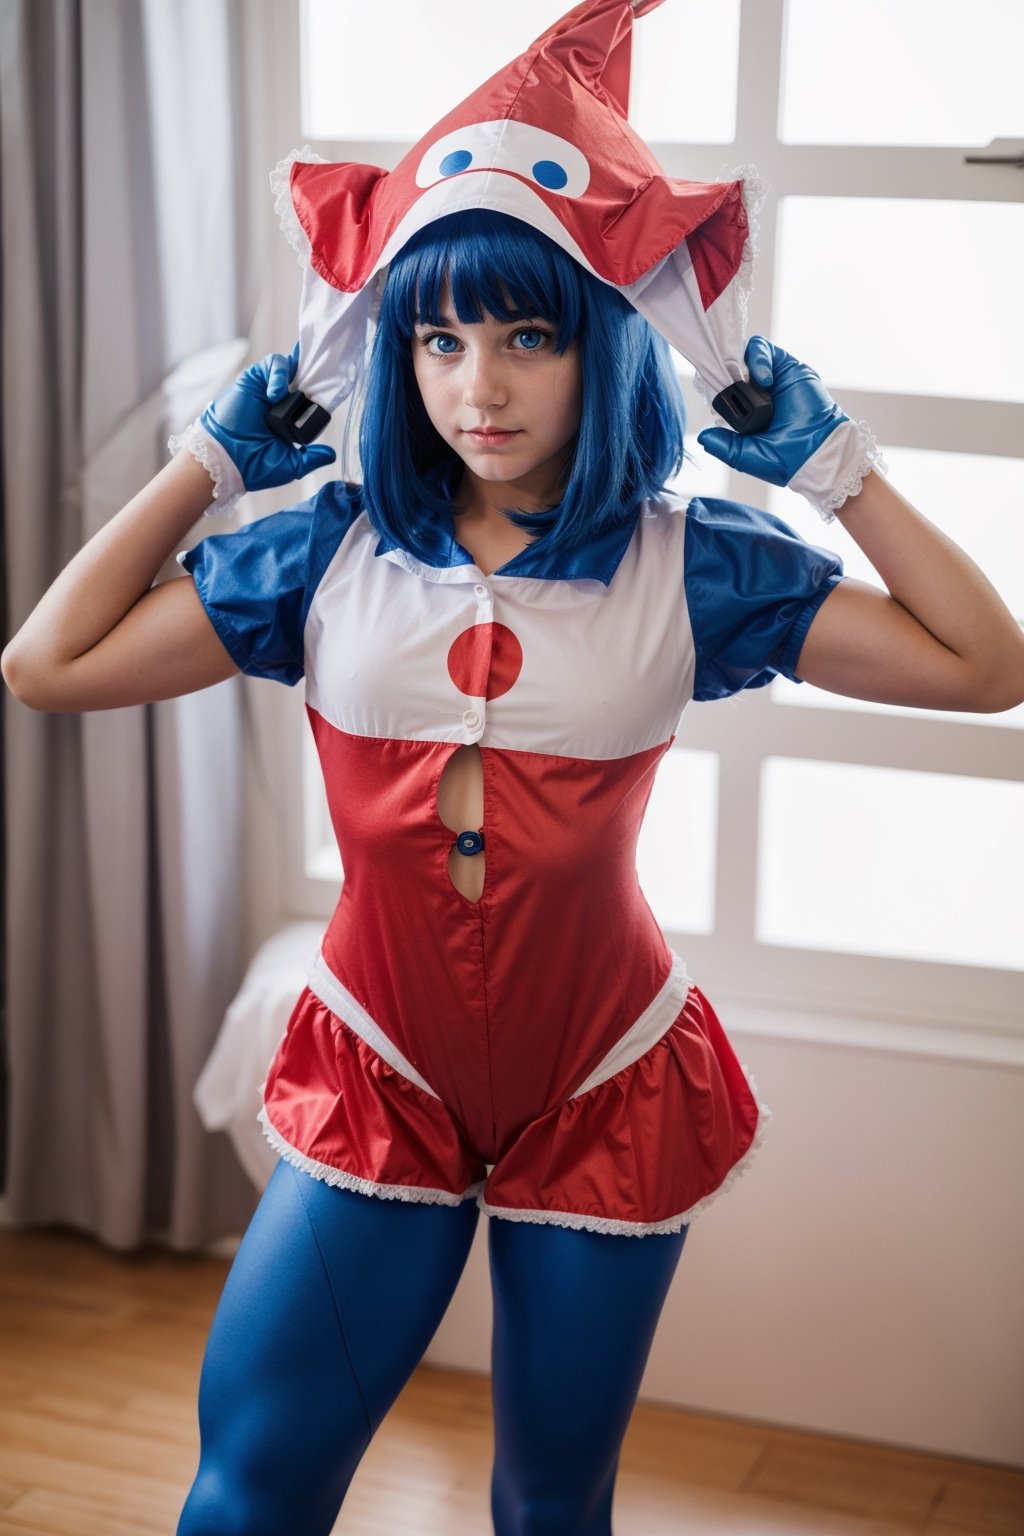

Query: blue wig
[[358, 209, 685, 560]]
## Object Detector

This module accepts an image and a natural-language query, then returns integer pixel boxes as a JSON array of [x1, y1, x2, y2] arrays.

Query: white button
[[474, 584, 488, 597], [463, 708, 481, 729]]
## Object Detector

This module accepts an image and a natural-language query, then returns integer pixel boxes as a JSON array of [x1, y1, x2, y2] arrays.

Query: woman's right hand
[[199, 344, 337, 493]]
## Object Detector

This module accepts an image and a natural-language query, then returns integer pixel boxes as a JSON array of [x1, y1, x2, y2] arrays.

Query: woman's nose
[[463, 351, 508, 410]]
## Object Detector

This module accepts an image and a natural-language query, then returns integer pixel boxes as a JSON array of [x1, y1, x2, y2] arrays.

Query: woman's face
[[411, 293, 582, 512]]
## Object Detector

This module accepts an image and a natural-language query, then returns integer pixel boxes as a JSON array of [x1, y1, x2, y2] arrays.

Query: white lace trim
[[259, 1108, 484, 1206], [480, 1064, 774, 1238], [270, 145, 328, 270], [717, 162, 768, 344], [167, 419, 245, 518], [813, 421, 889, 523]]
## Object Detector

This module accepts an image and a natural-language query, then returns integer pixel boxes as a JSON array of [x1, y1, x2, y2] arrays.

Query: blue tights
[[177, 1161, 688, 1535]]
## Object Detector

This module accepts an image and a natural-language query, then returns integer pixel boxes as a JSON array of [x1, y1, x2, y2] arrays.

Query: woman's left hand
[[698, 337, 847, 484], [698, 337, 884, 521]]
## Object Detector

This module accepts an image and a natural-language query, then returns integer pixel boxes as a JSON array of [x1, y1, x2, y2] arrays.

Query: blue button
[[532, 159, 568, 190], [440, 149, 473, 176], [455, 830, 485, 857]]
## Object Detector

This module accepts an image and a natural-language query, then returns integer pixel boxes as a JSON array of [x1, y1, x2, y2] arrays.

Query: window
[[301, 0, 741, 146], [280, 1, 1024, 1057]]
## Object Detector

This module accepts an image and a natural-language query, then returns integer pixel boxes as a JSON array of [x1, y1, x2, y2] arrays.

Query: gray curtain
[[1, 0, 266, 1247]]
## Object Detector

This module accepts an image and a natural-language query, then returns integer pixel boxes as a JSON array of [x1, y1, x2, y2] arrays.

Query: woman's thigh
[[178, 1160, 479, 1536], [488, 1217, 689, 1536]]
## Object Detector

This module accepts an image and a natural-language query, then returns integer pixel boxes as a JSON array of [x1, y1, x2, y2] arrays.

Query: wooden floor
[[0, 1228, 1021, 1536]]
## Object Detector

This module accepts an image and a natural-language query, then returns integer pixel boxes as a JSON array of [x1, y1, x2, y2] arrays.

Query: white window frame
[[253, 0, 1024, 1067]]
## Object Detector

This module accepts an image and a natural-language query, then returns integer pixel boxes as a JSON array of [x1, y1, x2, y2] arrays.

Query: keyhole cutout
[[437, 745, 485, 902]]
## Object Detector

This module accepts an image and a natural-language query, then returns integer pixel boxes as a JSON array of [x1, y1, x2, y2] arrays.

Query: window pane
[[638, 749, 718, 934], [671, 445, 731, 502], [302, 0, 567, 141], [631, 0, 739, 144], [781, 0, 1024, 146], [757, 759, 1024, 970], [774, 198, 1024, 403], [302, 0, 738, 145], [768, 447, 1024, 728]]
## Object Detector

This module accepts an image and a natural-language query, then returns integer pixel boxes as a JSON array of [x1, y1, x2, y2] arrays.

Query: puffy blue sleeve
[[178, 481, 363, 686], [683, 496, 844, 702]]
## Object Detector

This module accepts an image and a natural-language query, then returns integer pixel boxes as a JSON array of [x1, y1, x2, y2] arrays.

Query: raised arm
[[791, 471, 1024, 712], [699, 337, 1024, 714], [2, 452, 234, 711], [2, 349, 335, 713]]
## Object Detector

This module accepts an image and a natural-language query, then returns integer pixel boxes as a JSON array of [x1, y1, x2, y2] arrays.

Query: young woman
[[4, 210, 1023, 1536]]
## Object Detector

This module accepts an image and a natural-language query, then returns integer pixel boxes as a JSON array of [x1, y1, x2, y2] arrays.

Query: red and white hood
[[274, 0, 763, 412]]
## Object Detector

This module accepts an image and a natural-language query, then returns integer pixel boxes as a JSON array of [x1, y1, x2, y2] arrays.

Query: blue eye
[[515, 329, 544, 350], [439, 149, 473, 176], [430, 334, 460, 354], [532, 160, 568, 191]]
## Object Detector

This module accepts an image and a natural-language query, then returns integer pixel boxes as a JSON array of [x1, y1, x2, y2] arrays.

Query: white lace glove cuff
[[788, 419, 889, 524], [167, 420, 246, 518]]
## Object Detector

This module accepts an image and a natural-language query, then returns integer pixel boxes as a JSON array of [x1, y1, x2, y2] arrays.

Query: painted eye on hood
[[416, 120, 590, 197], [531, 160, 568, 190], [439, 150, 473, 176]]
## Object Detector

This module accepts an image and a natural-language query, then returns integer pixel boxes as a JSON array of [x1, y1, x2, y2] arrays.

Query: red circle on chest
[[447, 622, 524, 701]]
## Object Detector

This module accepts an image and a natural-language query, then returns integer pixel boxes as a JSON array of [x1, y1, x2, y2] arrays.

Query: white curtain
[[1, 0, 276, 1246]]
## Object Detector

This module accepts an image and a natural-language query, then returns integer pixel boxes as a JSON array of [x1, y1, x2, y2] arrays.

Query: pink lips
[[466, 428, 521, 446]]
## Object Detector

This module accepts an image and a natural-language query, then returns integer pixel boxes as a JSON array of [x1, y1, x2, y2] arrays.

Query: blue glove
[[200, 345, 336, 493], [698, 337, 884, 521]]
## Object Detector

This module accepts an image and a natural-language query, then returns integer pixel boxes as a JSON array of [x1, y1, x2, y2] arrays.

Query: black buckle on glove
[[711, 380, 773, 435], [265, 390, 332, 446]]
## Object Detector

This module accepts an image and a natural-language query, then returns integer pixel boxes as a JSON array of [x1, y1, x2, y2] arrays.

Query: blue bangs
[[358, 209, 686, 563], [382, 211, 581, 351]]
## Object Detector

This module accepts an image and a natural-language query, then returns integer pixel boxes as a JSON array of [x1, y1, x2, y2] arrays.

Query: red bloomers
[[260, 974, 770, 1237]]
